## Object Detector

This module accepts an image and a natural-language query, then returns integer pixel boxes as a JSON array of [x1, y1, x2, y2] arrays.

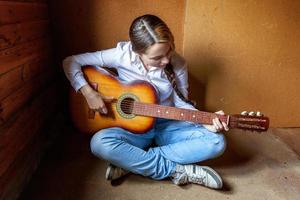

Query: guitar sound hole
[[120, 97, 135, 114]]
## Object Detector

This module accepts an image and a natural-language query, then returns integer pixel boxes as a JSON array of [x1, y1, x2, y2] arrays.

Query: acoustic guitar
[[69, 66, 269, 134]]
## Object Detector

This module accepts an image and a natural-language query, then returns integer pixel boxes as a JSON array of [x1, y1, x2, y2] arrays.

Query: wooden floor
[[19, 126, 300, 200]]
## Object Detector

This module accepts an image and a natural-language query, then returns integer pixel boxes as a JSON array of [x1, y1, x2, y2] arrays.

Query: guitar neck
[[132, 102, 229, 125]]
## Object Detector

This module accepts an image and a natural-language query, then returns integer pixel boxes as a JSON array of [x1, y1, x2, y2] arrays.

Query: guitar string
[[108, 101, 264, 127], [94, 88, 262, 126], [121, 100, 203, 120], [87, 84, 256, 114]]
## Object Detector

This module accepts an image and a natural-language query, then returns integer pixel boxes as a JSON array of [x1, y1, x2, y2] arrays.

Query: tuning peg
[[256, 111, 263, 117], [241, 111, 248, 116], [249, 111, 255, 116]]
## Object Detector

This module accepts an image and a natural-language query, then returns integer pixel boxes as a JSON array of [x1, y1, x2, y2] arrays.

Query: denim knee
[[211, 133, 226, 158], [90, 130, 115, 160]]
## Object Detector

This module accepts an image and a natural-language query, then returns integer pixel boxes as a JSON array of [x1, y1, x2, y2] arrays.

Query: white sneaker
[[105, 164, 129, 181], [171, 164, 223, 189]]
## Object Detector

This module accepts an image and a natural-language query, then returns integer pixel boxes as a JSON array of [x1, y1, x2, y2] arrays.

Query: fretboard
[[132, 102, 229, 125]]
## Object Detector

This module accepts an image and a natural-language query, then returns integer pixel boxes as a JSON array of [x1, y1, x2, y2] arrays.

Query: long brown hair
[[129, 14, 175, 54]]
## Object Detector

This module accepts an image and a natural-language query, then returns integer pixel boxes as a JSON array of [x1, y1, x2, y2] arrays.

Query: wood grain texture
[[0, 1, 56, 199], [0, 37, 51, 74], [0, 20, 50, 50], [0, 1, 48, 25], [0, 83, 59, 200], [4, 0, 47, 2], [0, 55, 50, 100], [0, 67, 54, 123], [0, 67, 22, 100]]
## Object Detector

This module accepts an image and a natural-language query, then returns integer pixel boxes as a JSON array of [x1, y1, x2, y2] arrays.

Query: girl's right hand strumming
[[80, 84, 108, 114]]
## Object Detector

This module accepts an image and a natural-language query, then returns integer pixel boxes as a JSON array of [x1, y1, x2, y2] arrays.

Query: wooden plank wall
[[0, 1, 59, 199]]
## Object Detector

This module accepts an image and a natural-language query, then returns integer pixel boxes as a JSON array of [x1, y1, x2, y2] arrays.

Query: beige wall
[[184, 0, 300, 127], [50, 0, 185, 57]]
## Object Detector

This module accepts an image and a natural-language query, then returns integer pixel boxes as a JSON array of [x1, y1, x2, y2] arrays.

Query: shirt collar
[[129, 42, 138, 63]]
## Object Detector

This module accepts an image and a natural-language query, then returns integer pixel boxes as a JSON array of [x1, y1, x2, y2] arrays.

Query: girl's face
[[139, 43, 172, 70]]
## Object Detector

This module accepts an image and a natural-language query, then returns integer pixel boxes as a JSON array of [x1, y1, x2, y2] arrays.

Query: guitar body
[[69, 66, 158, 134]]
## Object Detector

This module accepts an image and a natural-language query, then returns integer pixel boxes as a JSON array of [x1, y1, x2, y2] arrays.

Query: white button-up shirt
[[63, 41, 195, 110]]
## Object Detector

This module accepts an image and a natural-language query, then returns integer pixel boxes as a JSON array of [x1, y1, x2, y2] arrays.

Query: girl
[[63, 14, 228, 189]]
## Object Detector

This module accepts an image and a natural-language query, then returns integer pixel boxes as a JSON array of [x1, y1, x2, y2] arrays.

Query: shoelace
[[171, 172, 189, 185], [188, 174, 205, 184], [178, 173, 189, 184]]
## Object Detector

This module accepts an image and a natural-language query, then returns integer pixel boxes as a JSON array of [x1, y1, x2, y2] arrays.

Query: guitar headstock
[[229, 112, 269, 132]]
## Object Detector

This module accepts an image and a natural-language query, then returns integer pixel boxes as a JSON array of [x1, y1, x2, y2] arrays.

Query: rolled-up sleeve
[[62, 42, 126, 92], [63, 52, 104, 91]]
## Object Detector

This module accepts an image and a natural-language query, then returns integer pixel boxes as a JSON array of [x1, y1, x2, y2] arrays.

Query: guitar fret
[[132, 102, 228, 125]]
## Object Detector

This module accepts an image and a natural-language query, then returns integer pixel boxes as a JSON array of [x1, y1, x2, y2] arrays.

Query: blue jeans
[[90, 119, 226, 180]]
